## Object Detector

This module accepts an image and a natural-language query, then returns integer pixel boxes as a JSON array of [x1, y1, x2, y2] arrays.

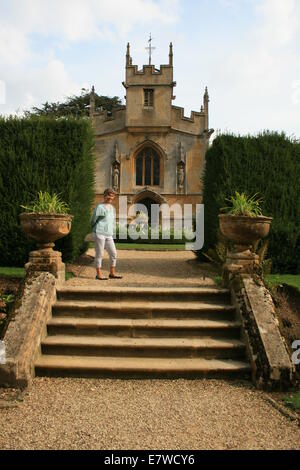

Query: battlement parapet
[[94, 105, 125, 120], [93, 107, 126, 135], [171, 106, 206, 135], [172, 105, 205, 121], [125, 64, 173, 86]]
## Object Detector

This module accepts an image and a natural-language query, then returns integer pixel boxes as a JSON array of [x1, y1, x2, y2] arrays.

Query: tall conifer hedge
[[201, 132, 300, 273], [0, 116, 95, 266]]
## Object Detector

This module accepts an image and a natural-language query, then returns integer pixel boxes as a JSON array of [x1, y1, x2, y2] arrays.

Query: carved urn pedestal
[[20, 213, 73, 285], [218, 214, 272, 276]]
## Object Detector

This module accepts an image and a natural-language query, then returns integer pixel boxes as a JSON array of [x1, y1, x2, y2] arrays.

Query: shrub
[[0, 116, 95, 265], [200, 131, 300, 273]]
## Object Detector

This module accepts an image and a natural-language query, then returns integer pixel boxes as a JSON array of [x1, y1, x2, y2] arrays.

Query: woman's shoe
[[109, 274, 123, 279], [95, 275, 108, 280]]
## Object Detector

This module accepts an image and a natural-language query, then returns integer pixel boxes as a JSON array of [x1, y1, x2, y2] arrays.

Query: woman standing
[[91, 188, 123, 280]]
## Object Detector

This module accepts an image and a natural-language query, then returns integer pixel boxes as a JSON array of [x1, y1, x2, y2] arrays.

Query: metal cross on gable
[[145, 33, 156, 65]]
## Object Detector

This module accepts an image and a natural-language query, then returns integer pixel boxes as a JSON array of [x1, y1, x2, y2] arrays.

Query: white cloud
[[0, 0, 179, 43], [240, 0, 299, 97], [30, 59, 80, 103], [292, 80, 300, 106], [0, 0, 299, 137], [255, 0, 298, 46], [0, 0, 180, 115], [0, 80, 5, 105], [1, 59, 82, 115], [203, 0, 300, 135], [0, 26, 30, 66]]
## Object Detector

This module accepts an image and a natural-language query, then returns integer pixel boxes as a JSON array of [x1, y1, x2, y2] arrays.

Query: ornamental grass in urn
[[20, 191, 73, 250], [218, 192, 272, 271]]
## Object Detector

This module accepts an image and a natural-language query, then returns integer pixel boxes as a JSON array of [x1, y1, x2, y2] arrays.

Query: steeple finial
[[169, 42, 173, 66], [126, 42, 131, 66], [203, 86, 209, 129], [204, 86, 209, 103]]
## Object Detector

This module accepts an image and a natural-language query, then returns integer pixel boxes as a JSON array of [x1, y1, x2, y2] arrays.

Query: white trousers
[[93, 234, 117, 268]]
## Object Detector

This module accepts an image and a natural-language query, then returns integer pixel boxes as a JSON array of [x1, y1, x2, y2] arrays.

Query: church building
[[90, 42, 214, 225]]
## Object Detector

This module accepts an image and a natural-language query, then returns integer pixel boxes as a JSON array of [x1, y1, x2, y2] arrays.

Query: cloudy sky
[[0, 0, 299, 137]]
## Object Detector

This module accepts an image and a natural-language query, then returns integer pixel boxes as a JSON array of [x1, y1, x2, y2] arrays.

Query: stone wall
[[93, 131, 205, 197], [171, 106, 206, 134], [0, 272, 56, 388], [230, 274, 295, 389]]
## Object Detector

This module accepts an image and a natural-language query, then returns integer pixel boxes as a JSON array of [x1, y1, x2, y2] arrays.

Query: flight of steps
[[35, 286, 251, 379]]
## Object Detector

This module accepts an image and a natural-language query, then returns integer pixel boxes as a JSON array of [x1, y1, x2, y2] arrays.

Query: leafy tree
[[25, 88, 123, 118]]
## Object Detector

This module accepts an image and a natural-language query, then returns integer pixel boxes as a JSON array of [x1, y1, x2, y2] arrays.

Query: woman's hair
[[104, 188, 116, 197]]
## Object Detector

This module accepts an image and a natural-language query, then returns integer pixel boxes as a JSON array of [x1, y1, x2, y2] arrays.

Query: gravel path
[[66, 249, 217, 287], [0, 378, 299, 450], [1, 250, 299, 450]]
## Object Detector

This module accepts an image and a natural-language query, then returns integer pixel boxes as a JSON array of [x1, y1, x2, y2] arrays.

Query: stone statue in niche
[[178, 165, 185, 189], [113, 165, 119, 192]]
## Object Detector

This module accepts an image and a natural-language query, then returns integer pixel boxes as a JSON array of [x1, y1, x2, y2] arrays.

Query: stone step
[[41, 335, 246, 359], [56, 286, 231, 303], [52, 300, 236, 320], [35, 355, 251, 379], [35, 284, 250, 380], [47, 317, 241, 338]]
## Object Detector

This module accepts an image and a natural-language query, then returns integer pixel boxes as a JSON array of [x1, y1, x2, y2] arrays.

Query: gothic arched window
[[136, 147, 160, 186]]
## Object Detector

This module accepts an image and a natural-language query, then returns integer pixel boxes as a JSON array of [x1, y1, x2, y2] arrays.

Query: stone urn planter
[[20, 212, 73, 284], [218, 214, 272, 273], [20, 213, 72, 248]]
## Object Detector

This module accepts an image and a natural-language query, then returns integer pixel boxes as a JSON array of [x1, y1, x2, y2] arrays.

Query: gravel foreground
[[1, 252, 299, 450], [66, 249, 217, 287], [0, 377, 299, 450]]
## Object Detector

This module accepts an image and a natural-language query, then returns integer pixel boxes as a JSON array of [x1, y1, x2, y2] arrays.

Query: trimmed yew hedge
[[0, 116, 95, 266], [201, 132, 300, 273]]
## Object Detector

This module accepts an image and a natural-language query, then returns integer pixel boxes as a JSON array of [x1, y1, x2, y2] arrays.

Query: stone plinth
[[25, 247, 65, 286], [20, 212, 73, 286], [224, 247, 259, 275], [219, 214, 272, 278]]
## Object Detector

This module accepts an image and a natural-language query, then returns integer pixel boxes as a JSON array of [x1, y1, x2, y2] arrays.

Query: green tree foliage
[[24, 88, 123, 118], [200, 131, 300, 273], [0, 116, 95, 266]]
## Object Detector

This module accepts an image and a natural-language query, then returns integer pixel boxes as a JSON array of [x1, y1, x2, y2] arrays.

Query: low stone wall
[[0, 272, 56, 389], [230, 274, 295, 389]]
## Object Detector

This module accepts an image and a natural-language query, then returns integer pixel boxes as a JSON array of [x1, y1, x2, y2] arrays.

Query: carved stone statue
[[178, 166, 184, 189], [113, 166, 119, 191]]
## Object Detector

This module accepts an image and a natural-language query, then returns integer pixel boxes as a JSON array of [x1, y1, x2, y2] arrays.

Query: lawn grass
[[88, 241, 186, 251], [65, 271, 75, 280], [265, 274, 300, 292], [282, 391, 300, 411], [0, 267, 25, 278], [213, 275, 223, 287], [0, 267, 74, 281], [115, 243, 186, 251]]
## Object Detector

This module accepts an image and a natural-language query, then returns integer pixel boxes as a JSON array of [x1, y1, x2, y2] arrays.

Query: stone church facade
[[90, 43, 213, 224]]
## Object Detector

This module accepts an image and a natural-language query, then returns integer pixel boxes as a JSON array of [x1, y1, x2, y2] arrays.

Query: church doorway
[[137, 197, 158, 226], [133, 188, 166, 229]]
